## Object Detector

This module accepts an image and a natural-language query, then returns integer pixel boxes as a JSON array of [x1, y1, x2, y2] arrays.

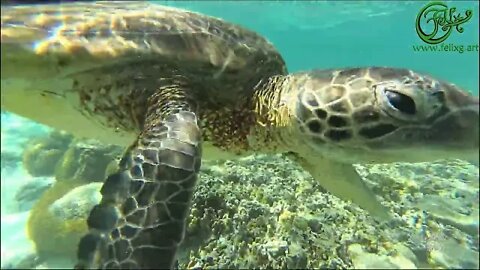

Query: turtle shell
[[1, 1, 287, 105]]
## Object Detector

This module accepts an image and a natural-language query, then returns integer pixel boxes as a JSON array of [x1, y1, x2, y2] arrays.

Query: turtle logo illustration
[[415, 1, 473, 45]]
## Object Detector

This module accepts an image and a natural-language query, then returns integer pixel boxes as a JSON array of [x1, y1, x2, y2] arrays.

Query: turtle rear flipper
[[76, 85, 202, 269]]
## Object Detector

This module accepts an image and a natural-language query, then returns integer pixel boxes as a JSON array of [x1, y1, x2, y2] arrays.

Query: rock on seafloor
[[53, 139, 121, 183], [48, 182, 103, 221], [19, 129, 121, 184], [26, 181, 102, 267]]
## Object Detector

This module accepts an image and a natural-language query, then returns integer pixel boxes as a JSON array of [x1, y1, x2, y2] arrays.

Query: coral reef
[[18, 148, 479, 269], [177, 155, 479, 269], [178, 155, 388, 268]]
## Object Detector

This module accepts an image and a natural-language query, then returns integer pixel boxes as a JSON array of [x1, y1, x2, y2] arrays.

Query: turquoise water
[[1, 1, 479, 269], [159, 1, 479, 95]]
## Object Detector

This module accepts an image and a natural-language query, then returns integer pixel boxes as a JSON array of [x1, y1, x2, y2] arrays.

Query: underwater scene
[[1, 0, 479, 269]]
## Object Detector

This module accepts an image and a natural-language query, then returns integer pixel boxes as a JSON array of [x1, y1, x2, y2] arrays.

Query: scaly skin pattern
[[1, 2, 479, 269], [75, 85, 203, 269], [278, 67, 479, 164]]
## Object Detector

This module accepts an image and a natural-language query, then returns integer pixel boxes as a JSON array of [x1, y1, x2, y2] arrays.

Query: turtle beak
[[429, 85, 479, 159]]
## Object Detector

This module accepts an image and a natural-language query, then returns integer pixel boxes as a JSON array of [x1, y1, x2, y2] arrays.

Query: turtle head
[[288, 67, 479, 163]]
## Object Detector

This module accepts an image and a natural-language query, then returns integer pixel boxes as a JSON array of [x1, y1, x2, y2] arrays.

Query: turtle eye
[[384, 90, 416, 115]]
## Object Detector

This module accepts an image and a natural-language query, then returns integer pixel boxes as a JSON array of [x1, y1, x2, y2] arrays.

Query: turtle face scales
[[372, 73, 479, 154], [290, 67, 479, 163]]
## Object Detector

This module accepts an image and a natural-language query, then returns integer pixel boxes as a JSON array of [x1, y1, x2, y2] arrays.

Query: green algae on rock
[[27, 180, 87, 261], [21, 130, 122, 184], [54, 139, 122, 183], [27, 181, 102, 264], [21, 131, 73, 177]]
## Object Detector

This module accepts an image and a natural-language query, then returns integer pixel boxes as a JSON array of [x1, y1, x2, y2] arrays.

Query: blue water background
[[156, 0, 479, 95]]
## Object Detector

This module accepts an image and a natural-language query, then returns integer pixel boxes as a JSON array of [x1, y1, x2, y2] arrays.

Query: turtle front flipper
[[287, 153, 392, 222], [75, 88, 202, 269]]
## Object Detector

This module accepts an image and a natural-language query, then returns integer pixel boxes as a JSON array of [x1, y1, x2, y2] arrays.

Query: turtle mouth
[[428, 105, 479, 149]]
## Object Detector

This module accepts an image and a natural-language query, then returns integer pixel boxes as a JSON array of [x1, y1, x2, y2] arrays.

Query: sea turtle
[[1, 1, 478, 269]]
